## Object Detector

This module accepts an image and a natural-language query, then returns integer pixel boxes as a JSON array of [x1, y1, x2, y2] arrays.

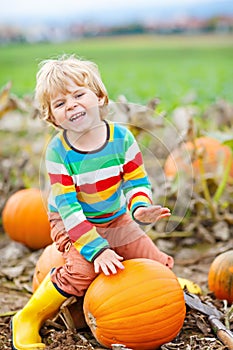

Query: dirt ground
[[0, 232, 232, 350]]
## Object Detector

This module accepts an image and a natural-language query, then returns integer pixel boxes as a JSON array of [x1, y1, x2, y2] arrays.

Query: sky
[[0, 0, 232, 26]]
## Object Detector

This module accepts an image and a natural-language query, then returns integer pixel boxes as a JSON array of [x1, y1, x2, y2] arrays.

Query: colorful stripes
[[45, 121, 152, 261]]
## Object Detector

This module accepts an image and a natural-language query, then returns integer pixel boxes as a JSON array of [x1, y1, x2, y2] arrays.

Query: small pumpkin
[[208, 250, 233, 304], [164, 136, 233, 181], [32, 242, 65, 292], [2, 188, 52, 250], [83, 258, 186, 350]]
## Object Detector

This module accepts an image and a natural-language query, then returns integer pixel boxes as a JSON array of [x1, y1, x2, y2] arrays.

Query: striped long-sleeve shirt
[[46, 120, 152, 261]]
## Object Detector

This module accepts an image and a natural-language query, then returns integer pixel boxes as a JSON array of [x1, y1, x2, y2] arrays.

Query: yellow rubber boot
[[12, 272, 67, 350]]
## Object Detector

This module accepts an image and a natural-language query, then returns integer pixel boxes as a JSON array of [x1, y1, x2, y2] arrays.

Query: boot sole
[[10, 318, 17, 350]]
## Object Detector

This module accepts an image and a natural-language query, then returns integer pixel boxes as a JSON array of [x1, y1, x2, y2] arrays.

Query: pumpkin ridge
[[208, 250, 233, 303], [226, 262, 233, 299], [93, 290, 184, 322], [87, 274, 179, 315], [97, 318, 184, 348], [2, 188, 51, 249], [96, 298, 185, 331]]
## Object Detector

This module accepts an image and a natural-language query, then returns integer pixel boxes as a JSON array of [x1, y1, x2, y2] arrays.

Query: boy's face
[[50, 79, 104, 133]]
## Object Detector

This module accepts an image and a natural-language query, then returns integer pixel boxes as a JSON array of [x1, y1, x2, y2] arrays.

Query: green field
[[0, 34, 232, 112]]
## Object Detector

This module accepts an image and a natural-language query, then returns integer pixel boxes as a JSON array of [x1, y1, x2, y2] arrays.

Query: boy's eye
[[55, 101, 64, 108], [75, 93, 84, 98]]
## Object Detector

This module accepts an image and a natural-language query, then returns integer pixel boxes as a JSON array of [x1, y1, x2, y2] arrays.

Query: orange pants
[[49, 212, 174, 297]]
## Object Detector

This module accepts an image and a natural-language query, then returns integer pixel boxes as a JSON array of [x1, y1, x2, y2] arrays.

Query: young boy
[[12, 54, 174, 350]]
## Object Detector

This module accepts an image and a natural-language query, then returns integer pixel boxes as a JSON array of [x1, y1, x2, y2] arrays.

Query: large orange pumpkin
[[2, 188, 52, 250], [32, 242, 65, 292], [164, 137, 233, 181], [83, 258, 186, 350], [208, 250, 233, 304]]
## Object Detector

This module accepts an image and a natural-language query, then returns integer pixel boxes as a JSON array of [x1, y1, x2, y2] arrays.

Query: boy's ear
[[50, 114, 60, 127], [98, 96, 105, 106]]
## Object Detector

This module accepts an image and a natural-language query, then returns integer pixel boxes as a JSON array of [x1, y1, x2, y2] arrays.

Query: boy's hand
[[94, 249, 124, 276], [134, 205, 171, 224]]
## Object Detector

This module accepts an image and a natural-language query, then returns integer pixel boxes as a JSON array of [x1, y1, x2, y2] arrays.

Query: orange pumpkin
[[83, 258, 186, 350], [208, 250, 233, 304], [32, 242, 65, 292], [164, 137, 233, 181], [2, 188, 52, 250]]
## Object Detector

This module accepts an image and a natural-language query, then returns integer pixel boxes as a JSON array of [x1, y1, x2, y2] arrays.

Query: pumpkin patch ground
[[1, 92, 233, 349], [0, 235, 232, 350]]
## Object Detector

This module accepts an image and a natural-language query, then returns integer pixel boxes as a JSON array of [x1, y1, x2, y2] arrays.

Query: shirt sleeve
[[45, 141, 109, 262], [122, 129, 153, 216]]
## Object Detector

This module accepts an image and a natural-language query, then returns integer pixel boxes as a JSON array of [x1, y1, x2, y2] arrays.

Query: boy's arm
[[122, 130, 153, 217], [46, 144, 109, 262], [122, 130, 171, 225]]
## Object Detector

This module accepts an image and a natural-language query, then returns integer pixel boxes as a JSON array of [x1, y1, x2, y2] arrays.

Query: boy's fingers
[[94, 255, 124, 276], [136, 206, 171, 219], [94, 262, 100, 274]]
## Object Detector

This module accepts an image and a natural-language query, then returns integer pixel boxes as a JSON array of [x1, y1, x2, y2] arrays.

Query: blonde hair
[[35, 54, 109, 126]]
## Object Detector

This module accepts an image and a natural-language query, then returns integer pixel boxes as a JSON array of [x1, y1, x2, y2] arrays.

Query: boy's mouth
[[69, 111, 86, 121]]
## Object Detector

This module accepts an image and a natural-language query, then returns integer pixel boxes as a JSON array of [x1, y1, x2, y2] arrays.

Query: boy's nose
[[66, 96, 78, 109]]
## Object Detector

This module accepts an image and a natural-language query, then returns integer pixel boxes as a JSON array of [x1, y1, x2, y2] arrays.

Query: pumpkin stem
[[213, 155, 233, 203], [198, 155, 217, 221], [87, 311, 97, 331]]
